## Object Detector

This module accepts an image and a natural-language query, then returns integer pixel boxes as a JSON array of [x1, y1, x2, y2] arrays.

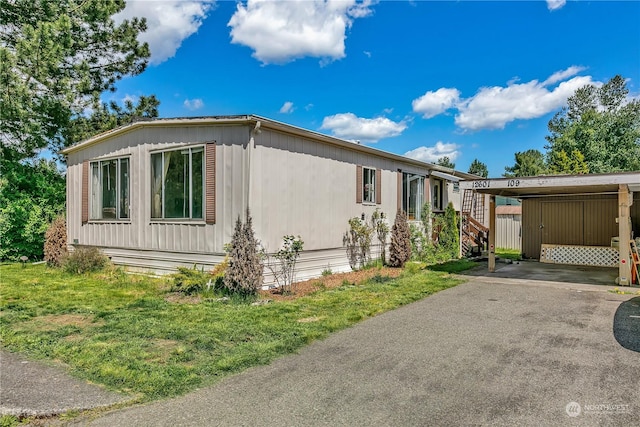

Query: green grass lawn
[[0, 262, 468, 402], [496, 248, 522, 261]]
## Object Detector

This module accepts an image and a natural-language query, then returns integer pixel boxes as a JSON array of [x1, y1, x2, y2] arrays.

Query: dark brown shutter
[[205, 142, 216, 224], [82, 160, 89, 224], [397, 170, 402, 212], [424, 177, 430, 208], [375, 169, 382, 204], [356, 165, 363, 204]]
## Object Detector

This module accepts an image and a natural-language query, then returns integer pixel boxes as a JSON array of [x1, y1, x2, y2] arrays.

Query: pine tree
[[223, 210, 263, 296], [388, 210, 411, 267]]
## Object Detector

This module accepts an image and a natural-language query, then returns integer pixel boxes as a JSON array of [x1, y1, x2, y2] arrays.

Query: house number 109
[[507, 179, 520, 187]]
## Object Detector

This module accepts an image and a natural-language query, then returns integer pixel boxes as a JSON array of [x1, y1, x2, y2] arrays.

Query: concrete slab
[[0, 350, 134, 418], [460, 259, 622, 287]]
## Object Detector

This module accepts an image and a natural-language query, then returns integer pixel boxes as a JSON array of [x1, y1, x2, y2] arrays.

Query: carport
[[460, 172, 640, 286]]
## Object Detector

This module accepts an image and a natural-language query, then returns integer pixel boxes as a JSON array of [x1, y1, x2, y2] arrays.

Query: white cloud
[[414, 67, 597, 131], [114, 1, 213, 65], [404, 142, 460, 164], [280, 101, 294, 114], [228, 0, 374, 65], [412, 88, 461, 119], [184, 98, 204, 110], [546, 0, 566, 11], [320, 113, 406, 143], [455, 74, 594, 130], [542, 66, 585, 85]]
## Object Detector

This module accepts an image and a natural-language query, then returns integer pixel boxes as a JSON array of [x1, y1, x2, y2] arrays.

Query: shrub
[[63, 247, 110, 274], [343, 217, 373, 270], [265, 235, 304, 294], [388, 210, 411, 267], [171, 265, 210, 295], [210, 256, 229, 290], [223, 210, 263, 296], [439, 202, 460, 259], [44, 216, 67, 267]]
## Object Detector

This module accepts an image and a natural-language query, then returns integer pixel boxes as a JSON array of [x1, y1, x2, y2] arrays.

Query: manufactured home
[[62, 115, 479, 281]]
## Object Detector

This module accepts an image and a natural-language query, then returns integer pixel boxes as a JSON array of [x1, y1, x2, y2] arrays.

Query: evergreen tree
[[467, 159, 489, 178], [0, 0, 150, 162], [224, 210, 263, 296], [389, 210, 411, 267]]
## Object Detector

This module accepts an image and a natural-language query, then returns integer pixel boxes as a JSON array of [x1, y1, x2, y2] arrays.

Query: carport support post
[[618, 184, 631, 286], [489, 195, 496, 272]]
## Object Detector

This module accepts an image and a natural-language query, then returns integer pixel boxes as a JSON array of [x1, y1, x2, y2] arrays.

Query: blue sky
[[110, 0, 640, 177]]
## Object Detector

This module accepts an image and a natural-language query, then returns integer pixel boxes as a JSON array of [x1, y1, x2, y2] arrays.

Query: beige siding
[[66, 124, 250, 257], [521, 194, 630, 259], [250, 128, 424, 251]]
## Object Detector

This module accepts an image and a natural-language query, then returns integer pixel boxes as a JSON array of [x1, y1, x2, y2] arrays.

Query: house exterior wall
[[66, 124, 251, 263], [249, 128, 407, 252], [66, 120, 464, 279], [521, 194, 639, 259]]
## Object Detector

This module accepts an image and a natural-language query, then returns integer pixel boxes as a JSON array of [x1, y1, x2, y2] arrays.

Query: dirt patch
[[24, 314, 100, 331], [261, 267, 403, 301]]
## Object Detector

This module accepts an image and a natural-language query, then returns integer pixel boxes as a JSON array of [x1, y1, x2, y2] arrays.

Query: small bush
[[321, 265, 333, 276], [63, 247, 110, 274], [172, 265, 211, 295], [44, 216, 67, 267], [343, 217, 373, 270], [210, 256, 229, 290]]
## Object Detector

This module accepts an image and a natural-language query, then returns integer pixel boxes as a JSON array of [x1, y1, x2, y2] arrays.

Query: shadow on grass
[[425, 259, 478, 274], [613, 296, 640, 353]]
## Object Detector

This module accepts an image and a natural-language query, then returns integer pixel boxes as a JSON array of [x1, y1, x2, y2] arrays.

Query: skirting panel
[[540, 244, 619, 267]]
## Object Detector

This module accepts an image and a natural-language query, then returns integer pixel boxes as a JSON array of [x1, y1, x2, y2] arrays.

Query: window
[[151, 147, 204, 220], [363, 167, 376, 203], [402, 173, 424, 220], [90, 158, 129, 220], [433, 179, 444, 211]]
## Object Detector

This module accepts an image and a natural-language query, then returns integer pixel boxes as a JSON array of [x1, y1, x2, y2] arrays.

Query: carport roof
[[459, 172, 640, 198]]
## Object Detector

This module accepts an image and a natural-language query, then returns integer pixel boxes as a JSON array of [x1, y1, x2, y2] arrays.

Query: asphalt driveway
[[74, 278, 639, 427]]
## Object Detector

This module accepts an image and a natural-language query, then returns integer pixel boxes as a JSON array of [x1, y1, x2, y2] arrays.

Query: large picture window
[[151, 147, 204, 220], [402, 172, 424, 220], [90, 158, 129, 220], [363, 167, 376, 203]]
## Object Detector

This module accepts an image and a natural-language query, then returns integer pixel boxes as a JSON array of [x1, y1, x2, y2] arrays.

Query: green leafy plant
[[321, 265, 333, 276], [371, 208, 389, 264], [171, 265, 211, 295], [63, 247, 110, 274], [343, 217, 373, 270], [265, 235, 304, 294]]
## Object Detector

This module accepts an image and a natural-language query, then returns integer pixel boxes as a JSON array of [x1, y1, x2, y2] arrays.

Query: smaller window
[[90, 157, 130, 220], [363, 167, 376, 203]]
